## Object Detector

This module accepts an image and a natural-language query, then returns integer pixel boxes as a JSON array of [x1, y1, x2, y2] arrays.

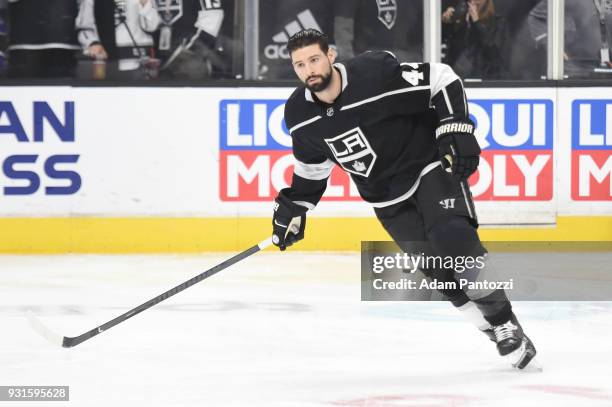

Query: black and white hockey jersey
[[283, 50, 469, 209]]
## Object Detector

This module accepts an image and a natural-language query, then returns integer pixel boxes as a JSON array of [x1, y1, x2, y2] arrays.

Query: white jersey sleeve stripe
[[429, 63, 460, 99], [293, 201, 316, 210], [442, 87, 454, 115], [461, 79, 468, 116], [289, 116, 322, 135], [293, 158, 335, 181]]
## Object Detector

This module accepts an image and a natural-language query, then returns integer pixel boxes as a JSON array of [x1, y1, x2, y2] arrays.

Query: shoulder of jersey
[[286, 85, 306, 108], [342, 51, 399, 93], [344, 50, 398, 77], [284, 85, 312, 132]]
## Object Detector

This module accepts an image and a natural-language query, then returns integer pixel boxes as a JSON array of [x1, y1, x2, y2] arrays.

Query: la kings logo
[[376, 0, 397, 30], [324, 127, 377, 177], [157, 0, 183, 25], [265, 9, 322, 60]]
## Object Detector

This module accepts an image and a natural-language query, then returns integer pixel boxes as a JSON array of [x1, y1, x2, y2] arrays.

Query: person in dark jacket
[[7, 0, 81, 78], [334, 0, 423, 62], [529, 0, 612, 78], [443, 0, 509, 79]]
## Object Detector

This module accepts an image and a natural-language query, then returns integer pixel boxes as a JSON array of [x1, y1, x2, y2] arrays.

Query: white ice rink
[[2, 252, 612, 407]]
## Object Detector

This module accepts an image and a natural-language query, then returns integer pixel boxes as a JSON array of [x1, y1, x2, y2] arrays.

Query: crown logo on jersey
[[324, 127, 377, 178], [352, 161, 367, 172], [376, 0, 397, 30]]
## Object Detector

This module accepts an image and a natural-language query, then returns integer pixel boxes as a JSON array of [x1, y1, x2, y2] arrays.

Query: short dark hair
[[287, 29, 329, 55]]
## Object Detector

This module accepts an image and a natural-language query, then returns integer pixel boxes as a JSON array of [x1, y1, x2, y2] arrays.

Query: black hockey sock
[[472, 289, 512, 326], [419, 264, 470, 307], [427, 216, 484, 259], [445, 289, 471, 308]]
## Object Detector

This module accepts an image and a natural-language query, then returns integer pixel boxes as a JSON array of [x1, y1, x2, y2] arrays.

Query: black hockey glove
[[436, 120, 481, 180], [272, 188, 308, 251]]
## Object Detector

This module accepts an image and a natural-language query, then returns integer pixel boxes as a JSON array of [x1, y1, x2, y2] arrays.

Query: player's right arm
[[271, 102, 333, 251]]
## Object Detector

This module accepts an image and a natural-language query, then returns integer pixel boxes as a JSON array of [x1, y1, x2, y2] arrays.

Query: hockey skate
[[481, 326, 496, 343], [492, 313, 539, 370]]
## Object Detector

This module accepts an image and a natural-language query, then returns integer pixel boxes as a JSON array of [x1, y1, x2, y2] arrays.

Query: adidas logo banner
[[264, 9, 322, 60]]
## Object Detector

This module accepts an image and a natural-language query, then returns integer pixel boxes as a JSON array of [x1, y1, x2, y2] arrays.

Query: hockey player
[[271, 29, 537, 369]]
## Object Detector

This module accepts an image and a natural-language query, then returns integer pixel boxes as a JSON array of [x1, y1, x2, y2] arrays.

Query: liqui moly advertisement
[[571, 99, 612, 201], [218, 88, 558, 223], [468, 99, 553, 201]]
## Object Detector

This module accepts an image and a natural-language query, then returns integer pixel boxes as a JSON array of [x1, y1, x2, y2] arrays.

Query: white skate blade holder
[[518, 357, 543, 372], [504, 339, 542, 372]]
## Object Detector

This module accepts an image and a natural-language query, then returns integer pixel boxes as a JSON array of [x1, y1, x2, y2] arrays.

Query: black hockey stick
[[27, 237, 273, 348]]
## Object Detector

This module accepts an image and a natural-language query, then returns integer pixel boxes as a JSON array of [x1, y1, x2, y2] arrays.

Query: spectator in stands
[[76, 0, 161, 80], [529, 0, 612, 77], [334, 0, 422, 62], [444, 0, 543, 79], [7, 0, 81, 78], [442, 0, 509, 79], [156, 0, 238, 80], [442, 0, 469, 67], [495, 0, 541, 79]]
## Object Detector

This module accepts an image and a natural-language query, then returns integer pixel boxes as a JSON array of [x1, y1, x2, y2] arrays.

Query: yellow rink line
[[0, 216, 611, 254]]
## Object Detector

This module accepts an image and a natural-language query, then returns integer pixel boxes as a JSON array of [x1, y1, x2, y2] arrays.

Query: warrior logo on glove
[[435, 119, 481, 180]]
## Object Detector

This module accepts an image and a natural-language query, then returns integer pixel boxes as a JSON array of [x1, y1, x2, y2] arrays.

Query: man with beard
[[271, 29, 538, 370]]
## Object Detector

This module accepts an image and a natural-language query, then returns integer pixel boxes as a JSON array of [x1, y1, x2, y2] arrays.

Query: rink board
[[0, 86, 611, 252], [0, 216, 611, 253]]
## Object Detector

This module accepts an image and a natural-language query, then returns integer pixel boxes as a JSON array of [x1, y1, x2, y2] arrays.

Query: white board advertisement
[[0, 86, 607, 222]]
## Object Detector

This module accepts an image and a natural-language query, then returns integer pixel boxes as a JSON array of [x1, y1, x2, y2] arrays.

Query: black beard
[[305, 70, 332, 92]]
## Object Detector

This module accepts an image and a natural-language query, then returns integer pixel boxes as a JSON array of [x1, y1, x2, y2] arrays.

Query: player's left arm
[[381, 52, 480, 179], [428, 63, 481, 180]]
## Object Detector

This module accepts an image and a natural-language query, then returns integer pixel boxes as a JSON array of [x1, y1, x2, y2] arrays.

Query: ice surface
[[1, 252, 611, 407]]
